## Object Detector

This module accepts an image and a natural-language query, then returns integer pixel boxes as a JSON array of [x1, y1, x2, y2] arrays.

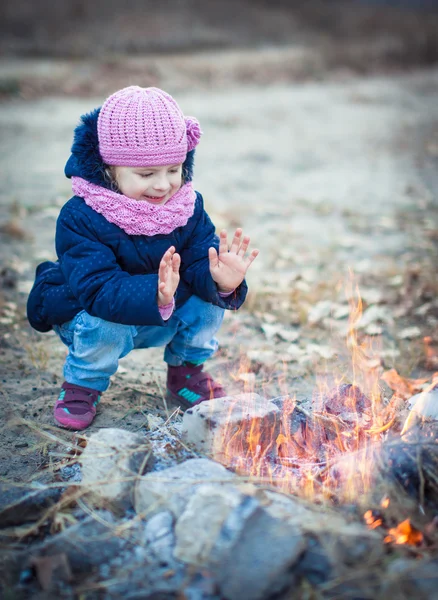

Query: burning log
[[315, 383, 372, 416], [182, 383, 380, 503], [182, 393, 282, 469]]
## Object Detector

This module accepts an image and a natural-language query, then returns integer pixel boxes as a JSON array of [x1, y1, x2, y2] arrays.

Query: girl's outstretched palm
[[158, 246, 180, 306], [209, 228, 259, 293]]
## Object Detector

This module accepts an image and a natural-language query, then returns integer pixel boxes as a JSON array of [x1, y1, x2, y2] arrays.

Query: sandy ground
[[0, 55, 437, 486]]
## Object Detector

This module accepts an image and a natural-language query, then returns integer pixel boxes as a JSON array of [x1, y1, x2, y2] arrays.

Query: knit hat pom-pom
[[185, 117, 202, 152]]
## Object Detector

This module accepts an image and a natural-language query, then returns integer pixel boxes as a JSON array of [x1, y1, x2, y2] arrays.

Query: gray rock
[[215, 505, 305, 600], [0, 482, 63, 528], [181, 393, 281, 464], [173, 482, 305, 600], [0, 548, 27, 595], [258, 489, 383, 584], [99, 563, 111, 580], [144, 511, 174, 543], [144, 511, 175, 563], [174, 484, 256, 565], [408, 390, 438, 416], [294, 536, 332, 586], [383, 558, 438, 600], [402, 390, 438, 434], [260, 489, 318, 522], [259, 488, 381, 562], [114, 568, 220, 600], [324, 572, 382, 600], [100, 557, 187, 599], [296, 514, 382, 574], [80, 428, 153, 510], [135, 458, 235, 518], [29, 511, 126, 576]]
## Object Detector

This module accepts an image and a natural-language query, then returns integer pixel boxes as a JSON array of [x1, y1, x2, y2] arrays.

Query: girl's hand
[[208, 229, 259, 293], [158, 246, 180, 306]]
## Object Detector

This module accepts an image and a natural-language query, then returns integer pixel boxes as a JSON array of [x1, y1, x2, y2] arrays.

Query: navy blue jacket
[[27, 109, 247, 332]]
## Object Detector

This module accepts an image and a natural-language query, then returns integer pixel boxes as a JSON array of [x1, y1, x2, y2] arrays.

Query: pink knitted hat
[[97, 86, 202, 167]]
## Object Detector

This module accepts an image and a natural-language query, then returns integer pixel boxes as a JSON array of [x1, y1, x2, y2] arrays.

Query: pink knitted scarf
[[71, 176, 196, 236]]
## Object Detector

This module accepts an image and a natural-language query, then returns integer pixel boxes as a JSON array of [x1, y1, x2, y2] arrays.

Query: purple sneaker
[[166, 363, 226, 409], [54, 382, 101, 430]]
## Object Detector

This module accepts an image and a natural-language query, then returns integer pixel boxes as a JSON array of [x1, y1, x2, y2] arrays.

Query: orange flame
[[212, 274, 396, 504], [364, 509, 424, 546], [384, 519, 423, 546], [364, 510, 383, 529]]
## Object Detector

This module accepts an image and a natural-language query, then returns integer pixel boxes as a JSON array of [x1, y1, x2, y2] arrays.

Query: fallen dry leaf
[[247, 349, 277, 367], [261, 323, 282, 340], [364, 358, 381, 369], [147, 414, 164, 431], [305, 344, 336, 360], [364, 324, 383, 336], [285, 344, 307, 361], [397, 326, 422, 340], [277, 328, 299, 343], [358, 305, 393, 329], [379, 348, 401, 360], [414, 302, 433, 317], [30, 554, 72, 591], [359, 288, 384, 305], [257, 312, 277, 324], [58, 485, 83, 507], [17, 280, 34, 294], [332, 304, 350, 320], [236, 372, 256, 385], [389, 275, 403, 287], [295, 280, 311, 293], [4, 301, 17, 311], [0, 219, 27, 239], [307, 301, 333, 325], [381, 368, 434, 400]]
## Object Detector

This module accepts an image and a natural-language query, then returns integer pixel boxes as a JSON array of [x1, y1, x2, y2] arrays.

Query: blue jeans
[[53, 295, 224, 392]]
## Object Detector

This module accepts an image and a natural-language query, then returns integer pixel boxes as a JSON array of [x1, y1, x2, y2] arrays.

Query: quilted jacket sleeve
[[179, 194, 247, 310], [56, 205, 166, 326]]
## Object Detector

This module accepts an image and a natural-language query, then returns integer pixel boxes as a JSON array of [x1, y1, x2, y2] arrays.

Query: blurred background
[[1, 0, 438, 98]]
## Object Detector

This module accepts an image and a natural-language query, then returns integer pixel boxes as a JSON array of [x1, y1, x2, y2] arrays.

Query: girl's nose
[[153, 175, 170, 191]]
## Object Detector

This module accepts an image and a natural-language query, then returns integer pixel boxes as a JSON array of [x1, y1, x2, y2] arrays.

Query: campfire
[[182, 277, 438, 548]]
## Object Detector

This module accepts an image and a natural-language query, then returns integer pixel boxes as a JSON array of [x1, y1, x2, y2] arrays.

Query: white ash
[[146, 418, 198, 471], [59, 462, 82, 482]]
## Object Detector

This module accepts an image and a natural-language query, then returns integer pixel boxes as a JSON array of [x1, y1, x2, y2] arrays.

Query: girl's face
[[113, 164, 183, 204]]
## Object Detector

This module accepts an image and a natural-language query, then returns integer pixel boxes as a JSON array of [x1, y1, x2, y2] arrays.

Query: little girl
[[27, 86, 258, 430]]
